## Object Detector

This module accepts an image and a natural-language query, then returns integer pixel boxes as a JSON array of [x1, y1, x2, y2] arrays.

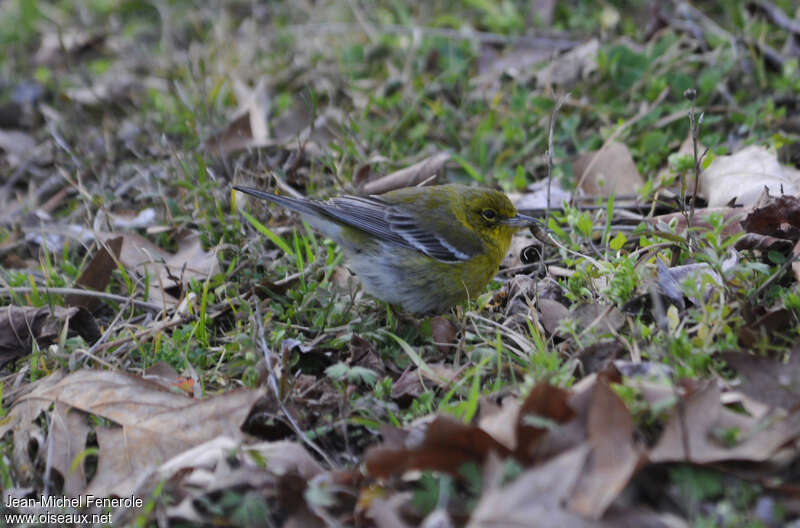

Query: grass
[[1, 0, 800, 526]]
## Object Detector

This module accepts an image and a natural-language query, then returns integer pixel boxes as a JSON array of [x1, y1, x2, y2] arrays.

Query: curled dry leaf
[[0, 305, 100, 368], [573, 141, 644, 198], [101, 231, 219, 307], [700, 145, 798, 207], [361, 151, 451, 195], [740, 192, 800, 240]]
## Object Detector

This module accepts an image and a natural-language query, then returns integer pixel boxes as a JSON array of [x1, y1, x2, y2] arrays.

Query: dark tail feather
[[233, 185, 323, 218]]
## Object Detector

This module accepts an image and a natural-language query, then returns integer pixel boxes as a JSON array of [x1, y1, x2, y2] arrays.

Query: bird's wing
[[324, 196, 479, 262]]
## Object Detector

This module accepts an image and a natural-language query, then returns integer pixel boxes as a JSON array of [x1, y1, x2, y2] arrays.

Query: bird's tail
[[233, 185, 323, 219]]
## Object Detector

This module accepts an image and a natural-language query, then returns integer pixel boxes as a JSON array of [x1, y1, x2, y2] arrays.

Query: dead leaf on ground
[[573, 304, 626, 335], [737, 306, 794, 348], [536, 38, 600, 87], [468, 445, 593, 528], [430, 316, 457, 354], [701, 145, 798, 207], [0, 305, 100, 369], [649, 382, 800, 464], [349, 335, 386, 378], [647, 207, 747, 241], [364, 414, 511, 479], [537, 298, 570, 336], [102, 231, 219, 307], [0, 369, 264, 497], [65, 236, 123, 312], [721, 351, 800, 412], [206, 77, 271, 156], [361, 151, 451, 195], [515, 382, 579, 462], [568, 379, 642, 519], [573, 142, 644, 197], [740, 192, 800, 241], [478, 394, 522, 451]]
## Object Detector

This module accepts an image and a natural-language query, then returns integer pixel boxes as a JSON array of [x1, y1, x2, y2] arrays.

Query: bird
[[234, 183, 538, 314]]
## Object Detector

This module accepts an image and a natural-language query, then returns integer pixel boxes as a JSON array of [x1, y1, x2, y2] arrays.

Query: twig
[[0, 287, 164, 312], [685, 88, 708, 247]]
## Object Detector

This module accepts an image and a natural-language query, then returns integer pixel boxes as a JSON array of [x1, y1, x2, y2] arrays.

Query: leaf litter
[[3, 1, 800, 526]]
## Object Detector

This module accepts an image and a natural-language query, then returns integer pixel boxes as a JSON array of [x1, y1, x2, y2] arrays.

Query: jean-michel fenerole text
[[5, 494, 143, 509]]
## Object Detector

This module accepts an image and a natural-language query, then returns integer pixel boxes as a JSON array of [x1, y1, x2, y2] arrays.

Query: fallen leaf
[[0, 369, 264, 497], [740, 192, 800, 241], [515, 382, 578, 462], [573, 142, 644, 197], [0, 306, 100, 368], [536, 38, 600, 87], [537, 298, 570, 336], [568, 379, 642, 519], [361, 151, 451, 195], [649, 382, 800, 464], [103, 231, 219, 306], [721, 351, 800, 411], [206, 77, 271, 156], [430, 316, 457, 354], [701, 145, 798, 207], [364, 414, 511, 479], [65, 237, 123, 312], [468, 445, 593, 528]]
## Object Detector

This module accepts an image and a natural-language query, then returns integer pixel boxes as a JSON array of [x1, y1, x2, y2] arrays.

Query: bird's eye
[[481, 209, 497, 220]]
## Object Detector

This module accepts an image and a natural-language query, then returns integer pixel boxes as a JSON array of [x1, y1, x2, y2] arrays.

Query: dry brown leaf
[[101, 231, 219, 306], [573, 304, 625, 334], [468, 445, 594, 528], [48, 402, 92, 495], [536, 38, 600, 87], [2, 369, 264, 497], [0, 371, 68, 484], [206, 78, 270, 156], [700, 145, 798, 207], [0, 306, 100, 368], [573, 142, 644, 197], [740, 192, 800, 240], [361, 151, 451, 195], [721, 352, 800, 411], [515, 382, 579, 462], [537, 298, 570, 336], [65, 236, 123, 312], [478, 395, 522, 451], [568, 380, 642, 519], [430, 316, 457, 354], [647, 208, 747, 240], [365, 414, 511, 479], [649, 382, 800, 464]]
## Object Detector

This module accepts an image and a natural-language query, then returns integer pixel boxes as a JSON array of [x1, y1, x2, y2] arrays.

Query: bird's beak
[[503, 214, 540, 228]]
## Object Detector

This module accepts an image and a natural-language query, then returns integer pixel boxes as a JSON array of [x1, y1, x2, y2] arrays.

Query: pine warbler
[[234, 183, 538, 314]]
